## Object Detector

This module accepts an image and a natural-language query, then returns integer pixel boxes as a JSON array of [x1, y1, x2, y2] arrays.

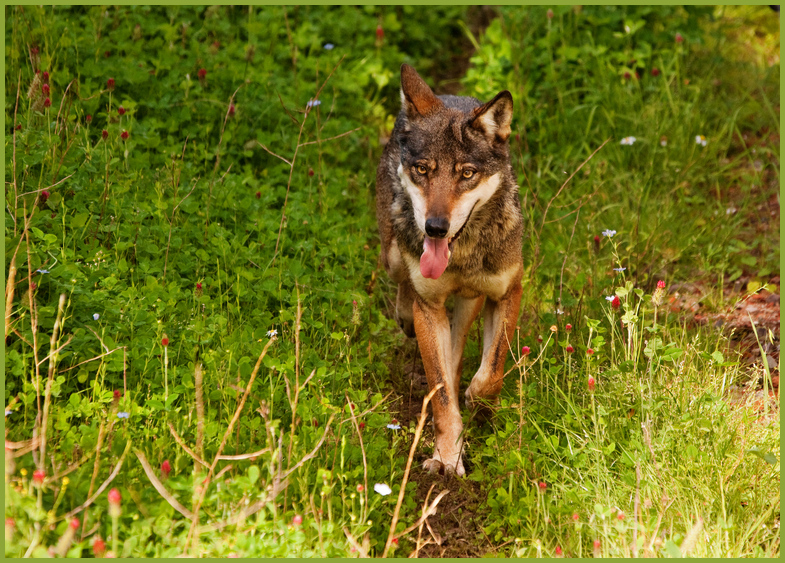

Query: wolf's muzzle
[[425, 217, 450, 239]]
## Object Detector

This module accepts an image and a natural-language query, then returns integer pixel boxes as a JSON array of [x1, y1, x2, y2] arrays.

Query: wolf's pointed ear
[[400, 64, 443, 118], [470, 91, 513, 142]]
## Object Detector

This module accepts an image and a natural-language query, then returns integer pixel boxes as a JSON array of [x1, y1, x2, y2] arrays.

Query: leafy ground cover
[[4, 5, 779, 558]]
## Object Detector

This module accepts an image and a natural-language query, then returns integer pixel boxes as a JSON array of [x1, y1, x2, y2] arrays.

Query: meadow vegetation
[[4, 5, 779, 557]]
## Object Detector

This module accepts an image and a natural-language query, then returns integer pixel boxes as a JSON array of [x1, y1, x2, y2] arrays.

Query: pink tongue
[[420, 237, 450, 279]]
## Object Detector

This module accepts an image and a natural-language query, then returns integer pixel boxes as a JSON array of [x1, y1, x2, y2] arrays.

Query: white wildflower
[[374, 483, 392, 496]]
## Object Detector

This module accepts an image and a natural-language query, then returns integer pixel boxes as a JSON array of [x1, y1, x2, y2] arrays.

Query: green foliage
[[463, 5, 779, 291], [4, 4, 779, 559], [4, 4, 468, 557]]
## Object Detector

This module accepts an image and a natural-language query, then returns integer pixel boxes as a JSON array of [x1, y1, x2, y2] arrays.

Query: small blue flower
[[306, 99, 321, 109], [36, 269, 50, 274], [386, 423, 401, 430], [323, 43, 334, 50], [5, 409, 12, 417], [602, 229, 616, 238], [117, 411, 130, 419], [93, 313, 100, 321], [613, 267, 626, 272]]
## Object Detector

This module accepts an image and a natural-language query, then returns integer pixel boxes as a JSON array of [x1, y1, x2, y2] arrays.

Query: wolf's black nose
[[425, 217, 450, 238]]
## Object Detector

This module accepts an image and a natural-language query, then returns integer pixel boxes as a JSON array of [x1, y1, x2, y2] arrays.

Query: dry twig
[[382, 383, 444, 558], [135, 450, 194, 519]]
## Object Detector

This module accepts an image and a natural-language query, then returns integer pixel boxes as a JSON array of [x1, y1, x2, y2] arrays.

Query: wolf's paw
[[465, 382, 500, 409], [423, 457, 465, 477]]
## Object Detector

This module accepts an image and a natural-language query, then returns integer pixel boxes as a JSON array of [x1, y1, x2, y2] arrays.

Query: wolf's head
[[396, 64, 514, 279]]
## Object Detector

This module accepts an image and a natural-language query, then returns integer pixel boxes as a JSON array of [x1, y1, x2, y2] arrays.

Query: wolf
[[376, 64, 523, 476]]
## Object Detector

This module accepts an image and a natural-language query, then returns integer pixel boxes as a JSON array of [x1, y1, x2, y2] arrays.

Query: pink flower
[[521, 346, 531, 356], [161, 460, 172, 477], [357, 484, 364, 492], [107, 78, 115, 90], [566, 345, 574, 353], [572, 513, 579, 522], [565, 323, 572, 332], [587, 376, 596, 393], [651, 68, 660, 77], [102, 129, 108, 140], [42, 84, 50, 95], [92, 537, 106, 557], [40, 190, 50, 204], [391, 538, 398, 545], [538, 481, 547, 490], [555, 545, 563, 556], [43, 97, 51, 108], [33, 469, 45, 486], [198, 68, 207, 80], [113, 389, 121, 400], [86, 114, 92, 123], [624, 71, 631, 80], [358, 422, 365, 430], [121, 130, 129, 141], [108, 488, 121, 505], [611, 295, 621, 310], [537, 335, 543, 343], [587, 348, 594, 356], [593, 539, 601, 553], [675, 32, 684, 43], [118, 106, 125, 115], [308, 168, 315, 177], [42, 71, 49, 83], [376, 24, 384, 42], [228, 104, 235, 117], [69, 518, 80, 530], [617, 510, 625, 520], [657, 280, 666, 289], [292, 514, 303, 526]]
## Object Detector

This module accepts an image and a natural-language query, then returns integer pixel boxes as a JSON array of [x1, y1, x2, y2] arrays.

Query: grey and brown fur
[[376, 65, 523, 476]]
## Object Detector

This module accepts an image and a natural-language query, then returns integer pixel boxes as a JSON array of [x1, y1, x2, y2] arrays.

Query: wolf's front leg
[[413, 297, 465, 476], [465, 280, 522, 408]]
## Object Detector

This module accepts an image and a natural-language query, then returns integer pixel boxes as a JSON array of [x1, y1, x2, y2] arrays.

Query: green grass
[[4, 5, 779, 558]]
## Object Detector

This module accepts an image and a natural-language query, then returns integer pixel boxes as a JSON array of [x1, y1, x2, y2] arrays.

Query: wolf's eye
[[462, 169, 475, 179], [415, 165, 428, 175]]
